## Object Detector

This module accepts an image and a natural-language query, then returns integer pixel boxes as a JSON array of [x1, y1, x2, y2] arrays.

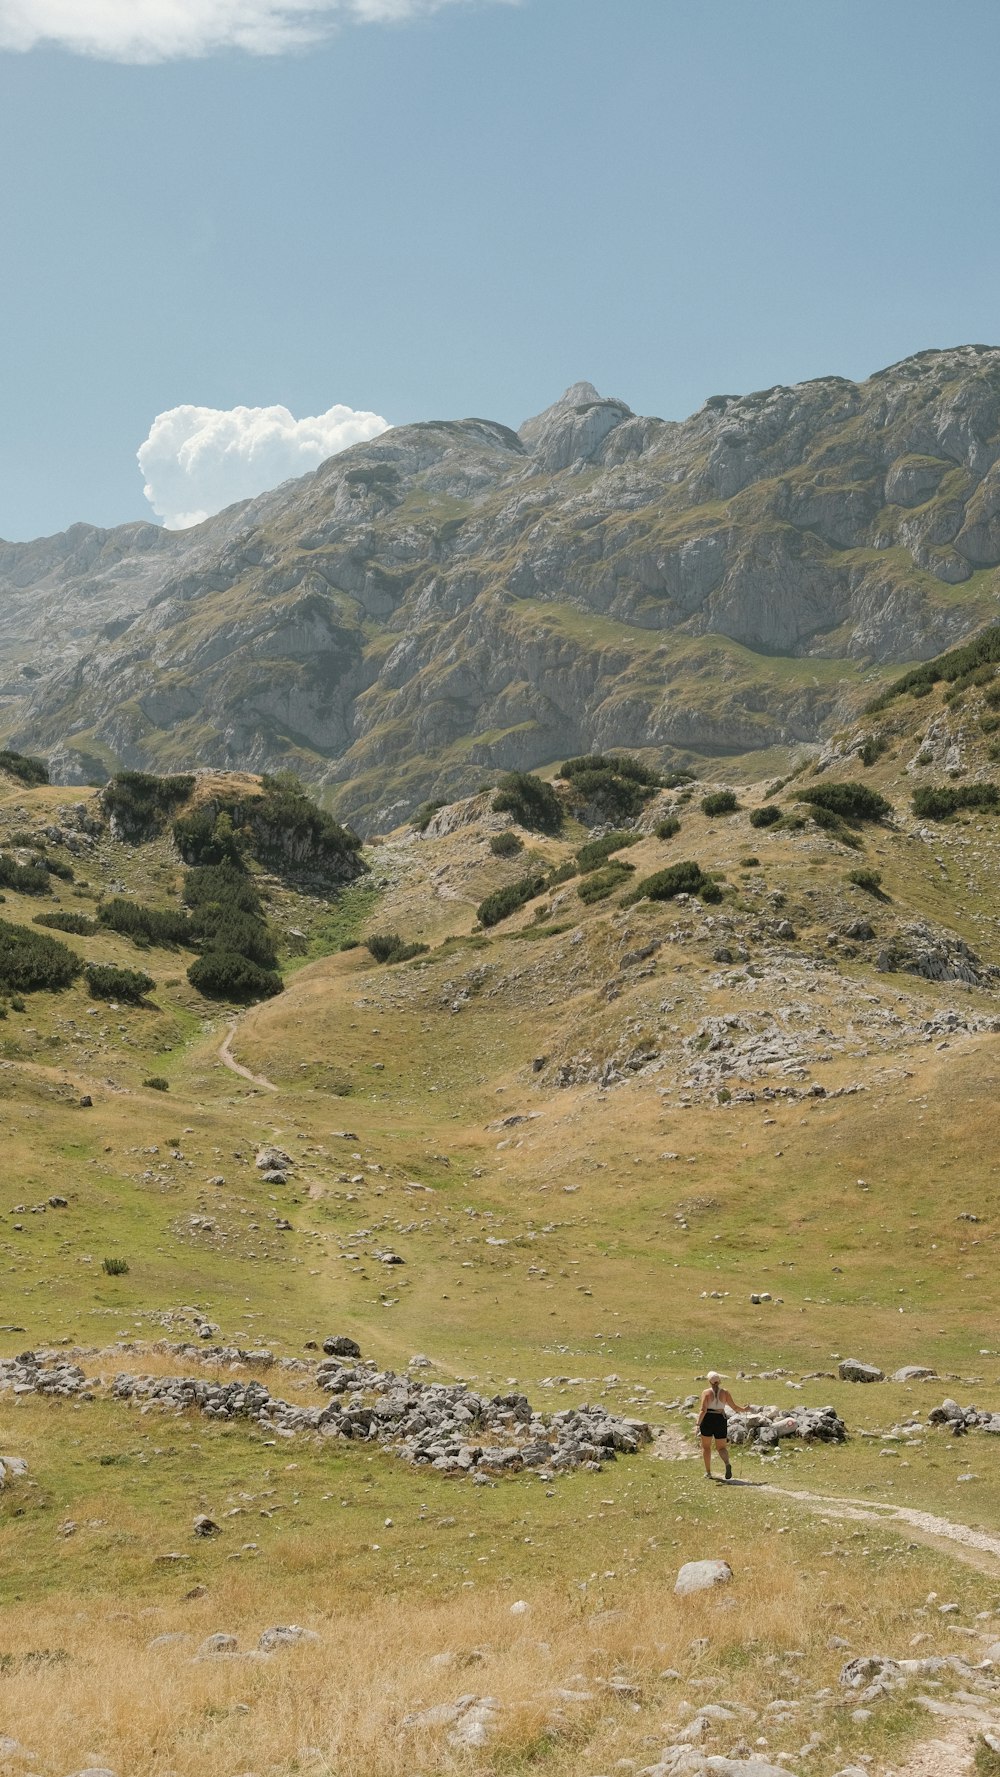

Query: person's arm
[[722, 1389, 748, 1413]]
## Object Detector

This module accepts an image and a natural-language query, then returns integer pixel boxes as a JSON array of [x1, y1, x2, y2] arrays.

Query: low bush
[[491, 772, 563, 833], [848, 867, 883, 894], [477, 874, 546, 927], [33, 911, 96, 935], [577, 861, 635, 903], [545, 859, 577, 888], [739, 856, 760, 868], [701, 790, 739, 817], [98, 898, 191, 947], [0, 857, 51, 895], [749, 804, 782, 828], [0, 750, 49, 787], [654, 816, 681, 839], [561, 753, 661, 823], [85, 962, 154, 1003], [365, 932, 430, 964], [187, 951, 283, 1002], [0, 919, 81, 993], [102, 1257, 129, 1276], [700, 880, 724, 903], [413, 799, 446, 833], [103, 771, 195, 840], [912, 781, 1000, 820], [171, 808, 244, 867], [795, 781, 893, 822], [868, 623, 1000, 709], [143, 1076, 170, 1092], [622, 860, 708, 906], [489, 831, 523, 858], [576, 830, 638, 872]]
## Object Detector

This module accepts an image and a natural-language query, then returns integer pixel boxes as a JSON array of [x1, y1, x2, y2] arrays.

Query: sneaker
[[724, 1461, 733, 1481]]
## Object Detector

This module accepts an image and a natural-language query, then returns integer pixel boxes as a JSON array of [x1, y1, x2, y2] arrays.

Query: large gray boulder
[[674, 1559, 733, 1597], [838, 1358, 884, 1383]]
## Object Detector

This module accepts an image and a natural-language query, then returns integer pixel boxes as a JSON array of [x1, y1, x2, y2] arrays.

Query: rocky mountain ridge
[[5, 347, 1000, 827]]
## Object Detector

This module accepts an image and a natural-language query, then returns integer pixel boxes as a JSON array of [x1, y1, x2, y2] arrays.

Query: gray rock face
[[7, 347, 1000, 826]]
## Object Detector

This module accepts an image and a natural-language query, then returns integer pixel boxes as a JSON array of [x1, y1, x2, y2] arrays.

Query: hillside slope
[[6, 347, 1000, 825]]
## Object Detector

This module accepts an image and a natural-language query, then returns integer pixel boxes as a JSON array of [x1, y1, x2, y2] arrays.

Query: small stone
[[837, 1358, 884, 1383], [193, 1514, 220, 1537], [258, 1624, 321, 1653], [197, 1632, 238, 1656]]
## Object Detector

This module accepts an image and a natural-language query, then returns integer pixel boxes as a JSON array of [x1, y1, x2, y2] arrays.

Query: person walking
[[697, 1371, 747, 1481]]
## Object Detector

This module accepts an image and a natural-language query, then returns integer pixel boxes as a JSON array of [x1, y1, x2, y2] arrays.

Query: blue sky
[[2, 0, 1000, 539]]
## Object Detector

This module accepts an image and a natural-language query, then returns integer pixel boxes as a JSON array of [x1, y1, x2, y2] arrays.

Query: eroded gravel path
[[218, 1020, 278, 1092], [762, 1482, 1000, 1575]]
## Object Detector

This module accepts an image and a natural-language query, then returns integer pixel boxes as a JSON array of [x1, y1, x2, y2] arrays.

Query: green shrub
[[339, 937, 361, 951], [577, 860, 635, 903], [174, 778, 362, 877], [188, 906, 278, 969], [143, 1076, 170, 1092], [33, 911, 96, 935], [171, 808, 244, 867], [749, 804, 782, 828], [622, 860, 707, 906], [491, 773, 563, 833], [859, 732, 888, 766], [182, 863, 262, 916], [413, 799, 446, 833], [561, 754, 661, 822], [489, 831, 524, 858], [739, 856, 760, 868], [576, 830, 638, 872], [912, 781, 1000, 820], [102, 1257, 129, 1276], [365, 932, 430, 964], [0, 919, 81, 993], [98, 898, 191, 947], [654, 816, 681, 839], [848, 868, 883, 894], [0, 857, 51, 895], [103, 771, 195, 840], [187, 951, 283, 1002], [477, 874, 547, 927], [701, 790, 739, 817], [0, 750, 49, 787], [795, 781, 893, 822], [545, 860, 577, 888], [562, 752, 660, 787], [85, 963, 154, 1003], [699, 880, 724, 903]]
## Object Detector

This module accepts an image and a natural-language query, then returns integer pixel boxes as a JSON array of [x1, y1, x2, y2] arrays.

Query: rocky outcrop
[[6, 347, 1000, 825]]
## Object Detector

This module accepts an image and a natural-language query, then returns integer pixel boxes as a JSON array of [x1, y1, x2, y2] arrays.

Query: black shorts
[[699, 1410, 729, 1440]]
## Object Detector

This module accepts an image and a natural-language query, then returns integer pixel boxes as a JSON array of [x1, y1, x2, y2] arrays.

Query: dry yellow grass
[[0, 1539, 974, 1776]]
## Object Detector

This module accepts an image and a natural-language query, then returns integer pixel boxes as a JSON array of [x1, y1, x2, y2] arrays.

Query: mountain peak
[[518, 382, 634, 468]]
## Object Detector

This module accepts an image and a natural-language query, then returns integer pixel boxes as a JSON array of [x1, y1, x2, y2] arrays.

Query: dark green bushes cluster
[[0, 857, 51, 895], [365, 932, 430, 964], [795, 782, 892, 823], [188, 952, 282, 1001], [622, 859, 711, 906], [0, 918, 81, 993], [868, 624, 1000, 710], [103, 771, 195, 839], [701, 790, 739, 817], [173, 778, 362, 878], [654, 816, 681, 839], [98, 898, 192, 947], [489, 831, 524, 858], [491, 773, 563, 833], [912, 781, 1000, 820], [0, 750, 49, 787], [577, 860, 635, 903], [477, 874, 546, 927], [561, 753, 661, 822], [85, 962, 154, 1003], [182, 862, 282, 1001], [143, 1076, 170, 1091], [576, 830, 638, 872], [33, 911, 96, 935], [848, 867, 884, 895], [749, 804, 782, 829]]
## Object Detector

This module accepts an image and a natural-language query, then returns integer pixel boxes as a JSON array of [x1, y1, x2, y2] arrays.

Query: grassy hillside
[[4, 689, 1000, 1774]]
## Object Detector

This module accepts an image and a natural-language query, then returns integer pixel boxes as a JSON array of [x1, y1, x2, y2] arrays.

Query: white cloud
[[0, 0, 513, 62], [137, 399, 390, 528]]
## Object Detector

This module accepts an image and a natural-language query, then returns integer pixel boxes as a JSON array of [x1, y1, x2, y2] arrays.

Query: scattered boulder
[[258, 1625, 321, 1653], [192, 1514, 220, 1537], [727, 1404, 846, 1448], [838, 1358, 884, 1383], [323, 1335, 361, 1358], [674, 1559, 733, 1597], [893, 1365, 937, 1383], [197, 1633, 238, 1657], [256, 1146, 293, 1172]]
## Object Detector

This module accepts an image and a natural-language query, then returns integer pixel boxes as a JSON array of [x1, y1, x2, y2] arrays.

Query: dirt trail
[[218, 1021, 278, 1092], [761, 1481, 1000, 1577]]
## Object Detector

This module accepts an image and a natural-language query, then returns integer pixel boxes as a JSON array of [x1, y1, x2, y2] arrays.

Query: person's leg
[[715, 1436, 732, 1479], [701, 1435, 714, 1476]]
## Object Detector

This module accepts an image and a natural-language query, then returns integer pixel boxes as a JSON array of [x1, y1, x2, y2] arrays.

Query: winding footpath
[[218, 1019, 278, 1092]]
